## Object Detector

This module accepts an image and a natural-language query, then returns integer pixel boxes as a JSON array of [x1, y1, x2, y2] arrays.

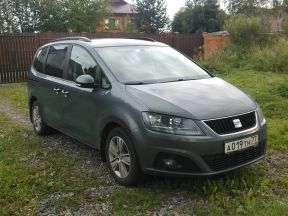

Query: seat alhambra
[[28, 37, 267, 185]]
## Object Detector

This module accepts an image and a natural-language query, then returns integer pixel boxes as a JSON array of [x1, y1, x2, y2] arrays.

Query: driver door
[[61, 45, 98, 144]]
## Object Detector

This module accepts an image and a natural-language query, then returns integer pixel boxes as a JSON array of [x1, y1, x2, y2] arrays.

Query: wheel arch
[[99, 118, 134, 162]]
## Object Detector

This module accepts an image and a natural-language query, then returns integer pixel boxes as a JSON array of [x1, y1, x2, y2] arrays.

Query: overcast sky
[[125, 0, 186, 20]]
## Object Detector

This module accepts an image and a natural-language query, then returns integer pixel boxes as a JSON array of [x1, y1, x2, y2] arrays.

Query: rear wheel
[[31, 101, 52, 135], [105, 128, 142, 186]]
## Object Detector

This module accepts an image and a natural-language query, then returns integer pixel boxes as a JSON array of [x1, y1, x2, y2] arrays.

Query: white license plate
[[225, 135, 258, 154]]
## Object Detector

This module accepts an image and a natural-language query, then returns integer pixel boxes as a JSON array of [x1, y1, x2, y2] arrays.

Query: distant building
[[270, 10, 285, 32], [97, 0, 137, 33]]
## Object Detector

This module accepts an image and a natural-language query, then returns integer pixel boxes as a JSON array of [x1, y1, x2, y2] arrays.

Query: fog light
[[162, 159, 183, 170]]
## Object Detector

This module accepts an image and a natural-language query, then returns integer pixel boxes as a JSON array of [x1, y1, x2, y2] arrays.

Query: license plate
[[225, 135, 258, 154]]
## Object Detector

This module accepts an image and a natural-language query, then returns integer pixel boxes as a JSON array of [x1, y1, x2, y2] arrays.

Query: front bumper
[[131, 121, 267, 176]]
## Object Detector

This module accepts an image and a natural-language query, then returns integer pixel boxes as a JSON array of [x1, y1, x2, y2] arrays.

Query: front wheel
[[105, 128, 142, 186]]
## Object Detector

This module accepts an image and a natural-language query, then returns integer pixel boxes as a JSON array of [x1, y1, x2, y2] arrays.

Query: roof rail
[[129, 37, 156, 42], [51, 36, 91, 42]]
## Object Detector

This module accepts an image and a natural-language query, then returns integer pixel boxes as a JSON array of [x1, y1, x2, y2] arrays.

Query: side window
[[33, 47, 48, 73], [45, 45, 69, 78], [68, 46, 97, 81]]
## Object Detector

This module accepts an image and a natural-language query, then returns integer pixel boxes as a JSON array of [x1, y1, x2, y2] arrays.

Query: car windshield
[[95, 46, 211, 84]]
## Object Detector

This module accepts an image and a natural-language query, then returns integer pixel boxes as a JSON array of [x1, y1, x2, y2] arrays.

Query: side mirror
[[75, 75, 96, 88]]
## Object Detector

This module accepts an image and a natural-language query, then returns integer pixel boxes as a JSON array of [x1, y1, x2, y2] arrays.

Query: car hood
[[126, 77, 256, 120]]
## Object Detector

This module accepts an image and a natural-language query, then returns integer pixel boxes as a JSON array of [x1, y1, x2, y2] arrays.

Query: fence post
[[202, 32, 208, 58]]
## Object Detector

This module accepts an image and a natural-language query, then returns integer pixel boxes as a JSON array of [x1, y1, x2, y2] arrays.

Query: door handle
[[53, 88, 60, 94], [61, 90, 69, 98]]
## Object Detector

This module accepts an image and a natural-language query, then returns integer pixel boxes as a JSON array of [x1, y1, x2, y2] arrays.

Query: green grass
[[0, 113, 106, 215], [0, 83, 29, 115], [0, 68, 288, 215]]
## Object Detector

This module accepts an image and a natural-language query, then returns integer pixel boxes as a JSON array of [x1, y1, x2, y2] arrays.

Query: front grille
[[203, 140, 266, 171], [204, 111, 256, 135]]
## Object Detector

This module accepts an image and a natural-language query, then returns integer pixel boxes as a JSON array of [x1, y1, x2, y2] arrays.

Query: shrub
[[201, 44, 249, 74], [251, 38, 288, 73], [283, 18, 288, 36], [276, 83, 288, 99], [225, 15, 263, 46]]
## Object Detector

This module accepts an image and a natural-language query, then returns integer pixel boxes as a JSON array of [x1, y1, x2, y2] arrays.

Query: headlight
[[257, 105, 266, 126], [142, 112, 204, 136]]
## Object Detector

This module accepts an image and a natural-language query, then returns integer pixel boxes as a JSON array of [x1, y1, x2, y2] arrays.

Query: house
[[96, 0, 137, 33]]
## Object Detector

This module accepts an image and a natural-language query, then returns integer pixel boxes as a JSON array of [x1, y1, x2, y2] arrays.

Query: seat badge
[[233, 119, 242, 128]]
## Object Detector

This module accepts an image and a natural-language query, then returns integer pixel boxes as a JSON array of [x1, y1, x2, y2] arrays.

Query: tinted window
[[33, 47, 48, 73], [68, 46, 97, 81], [45, 45, 68, 78]]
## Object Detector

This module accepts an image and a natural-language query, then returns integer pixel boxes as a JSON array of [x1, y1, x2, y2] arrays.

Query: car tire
[[31, 101, 52, 135], [105, 128, 142, 186]]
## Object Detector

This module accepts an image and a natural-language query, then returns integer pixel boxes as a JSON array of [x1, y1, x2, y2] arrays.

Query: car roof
[[90, 38, 167, 47], [44, 38, 168, 48]]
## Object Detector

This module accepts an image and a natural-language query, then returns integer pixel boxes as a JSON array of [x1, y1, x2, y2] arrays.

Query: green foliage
[[0, 1, 4, 32], [225, 15, 263, 46], [63, 0, 110, 32], [225, 0, 270, 15], [251, 38, 288, 73], [272, 0, 288, 13], [134, 0, 169, 33], [282, 18, 288, 35], [202, 35, 288, 74], [0, 0, 110, 33], [201, 44, 248, 73], [276, 83, 288, 99], [172, 0, 226, 33]]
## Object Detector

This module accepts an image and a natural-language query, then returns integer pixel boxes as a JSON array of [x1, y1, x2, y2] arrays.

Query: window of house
[[33, 47, 48, 73], [45, 45, 69, 78], [105, 18, 120, 29], [127, 18, 135, 30], [68, 46, 97, 81]]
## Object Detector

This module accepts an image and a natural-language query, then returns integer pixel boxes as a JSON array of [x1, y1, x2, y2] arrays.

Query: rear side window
[[33, 47, 48, 73], [45, 45, 69, 78], [68, 46, 97, 81]]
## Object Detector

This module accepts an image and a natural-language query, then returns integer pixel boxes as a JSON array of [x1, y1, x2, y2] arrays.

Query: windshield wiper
[[125, 81, 152, 85], [160, 78, 196, 84]]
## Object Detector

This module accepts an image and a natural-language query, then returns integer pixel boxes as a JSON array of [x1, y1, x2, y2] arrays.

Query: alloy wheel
[[32, 105, 42, 132], [108, 136, 131, 178]]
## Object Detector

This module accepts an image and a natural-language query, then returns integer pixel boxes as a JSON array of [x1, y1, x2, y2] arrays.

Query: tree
[[63, 0, 110, 32], [0, 0, 110, 33], [133, 0, 169, 33], [172, 0, 226, 33], [2, 0, 14, 32], [225, 14, 262, 46], [224, 0, 270, 15], [0, 1, 4, 32]]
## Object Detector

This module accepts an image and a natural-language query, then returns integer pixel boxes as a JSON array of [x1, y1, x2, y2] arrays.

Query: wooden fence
[[0, 32, 203, 84]]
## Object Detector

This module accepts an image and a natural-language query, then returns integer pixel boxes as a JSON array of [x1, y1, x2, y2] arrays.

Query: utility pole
[[3, 0, 13, 33]]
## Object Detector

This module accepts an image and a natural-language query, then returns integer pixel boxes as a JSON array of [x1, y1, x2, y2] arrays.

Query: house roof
[[111, 0, 136, 14]]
